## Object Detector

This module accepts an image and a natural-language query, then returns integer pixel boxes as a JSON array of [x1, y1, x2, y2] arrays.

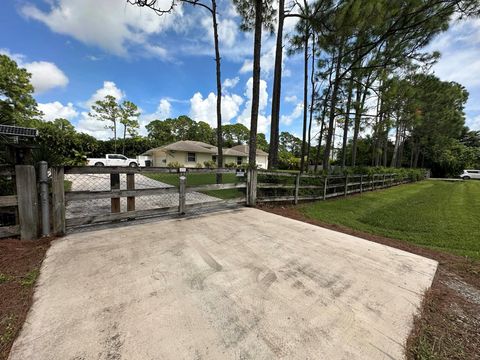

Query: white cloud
[[236, 77, 270, 133], [466, 115, 480, 131], [24, 61, 69, 93], [189, 92, 244, 126], [223, 77, 240, 89], [285, 95, 298, 103], [76, 111, 114, 140], [0, 48, 68, 94], [38, 101, 78, 122], [239, 42, 289, 78], [84, 81, 125, 109], [21, 0, 181, 57], [281, 102, 303, 125], [430, 18, 480, 92]]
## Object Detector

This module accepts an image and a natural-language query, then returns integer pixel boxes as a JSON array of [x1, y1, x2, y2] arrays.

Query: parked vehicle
[[87, 154, 139, 167], [459, 169, 480, 180]]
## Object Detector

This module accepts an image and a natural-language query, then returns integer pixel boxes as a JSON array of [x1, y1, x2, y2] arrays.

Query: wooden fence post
[[179, 174, 186, 214], [247, 168, 257, 206], [360, 175, 363, 193], [383, 174, 386, 188], [294, 173, 300, 205], [323, 176, 328, 200], [127, 173, 135, 212], [51, 166, 66, 236], [344, 175, 348, 196], [110, 174, 120, 213], [15, 165, 38, 240]]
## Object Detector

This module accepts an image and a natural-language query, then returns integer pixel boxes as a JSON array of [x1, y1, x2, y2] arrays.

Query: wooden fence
[[256, 171, 414, 204], [0, 165, 38, 240], [0, 164, 419, 240]]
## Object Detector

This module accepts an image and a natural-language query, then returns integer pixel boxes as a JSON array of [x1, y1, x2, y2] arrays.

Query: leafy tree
[[0, 54, 40, 126], [89, 95, 120, 152], [119, 100, 140, 154], [222, 123, 250, 147]]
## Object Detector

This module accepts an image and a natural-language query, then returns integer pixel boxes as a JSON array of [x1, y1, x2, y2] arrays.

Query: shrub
[[203, 160, 216, 169], [225, 162, 237, 169], [167, 161, 182, 168], [195, 162, 203, 168]]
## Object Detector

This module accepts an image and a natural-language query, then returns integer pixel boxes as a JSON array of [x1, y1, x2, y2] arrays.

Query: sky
[[0, 0, 479, 144]]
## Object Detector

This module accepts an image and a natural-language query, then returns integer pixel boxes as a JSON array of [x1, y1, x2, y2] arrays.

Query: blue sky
[[1, 0, 479, 143]]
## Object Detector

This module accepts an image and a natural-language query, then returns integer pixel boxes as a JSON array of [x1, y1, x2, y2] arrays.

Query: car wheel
[[95, 162, 104, 167], [463, 176, 470, 180], [129, 162, 138, 167]]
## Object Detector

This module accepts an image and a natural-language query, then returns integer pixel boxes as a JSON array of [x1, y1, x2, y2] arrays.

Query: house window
[[237, 156, 243, 165], [187, 152, 196, 162], [212, 155, 217, 162]]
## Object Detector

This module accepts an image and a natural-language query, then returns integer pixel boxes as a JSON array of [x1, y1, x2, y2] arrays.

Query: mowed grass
[[299, 180, 480, 259], [145, 172, 245, 199]]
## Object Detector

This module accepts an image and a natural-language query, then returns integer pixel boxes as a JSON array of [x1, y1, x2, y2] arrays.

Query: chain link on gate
[[64, 172, 180, 219]]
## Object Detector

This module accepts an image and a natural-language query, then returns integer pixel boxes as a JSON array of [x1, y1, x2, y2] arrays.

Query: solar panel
[[0, 124, 38, 137]]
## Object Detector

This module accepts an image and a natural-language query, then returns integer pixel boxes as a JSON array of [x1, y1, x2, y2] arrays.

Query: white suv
[[460, 169, 480, 180]]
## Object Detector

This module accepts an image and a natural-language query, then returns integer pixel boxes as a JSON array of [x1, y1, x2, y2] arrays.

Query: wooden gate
[[51, 166, 247, 233]]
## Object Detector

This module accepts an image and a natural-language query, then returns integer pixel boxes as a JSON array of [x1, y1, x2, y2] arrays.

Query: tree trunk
[[122, 124, 127, 155], [268, 0, 284, 169], [306, 33, 316, 171], [322, 43, 344, 171], [390, 121, 401, 167], [248, 0, 263, 167], [212, 0, 223, 183], [113, 119, 117, 153], [341, 75, 354, 168], [300, 30, 309, 174]]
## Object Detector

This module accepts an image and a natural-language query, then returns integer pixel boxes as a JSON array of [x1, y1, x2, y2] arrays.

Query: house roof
[[143, 141, 268, 157], [231, 144, 268, 156], [143, 140, 217, 155]]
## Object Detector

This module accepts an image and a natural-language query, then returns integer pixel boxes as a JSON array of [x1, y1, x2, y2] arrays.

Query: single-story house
[[143, 140, 269, 168]]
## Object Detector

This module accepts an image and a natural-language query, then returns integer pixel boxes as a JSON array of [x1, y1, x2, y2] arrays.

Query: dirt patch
[[0, 237, 52, 360], [259, 204, 480, 360]]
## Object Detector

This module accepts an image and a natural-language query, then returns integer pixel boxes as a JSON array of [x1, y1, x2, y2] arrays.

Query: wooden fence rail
[[256, 172, 412, 203]]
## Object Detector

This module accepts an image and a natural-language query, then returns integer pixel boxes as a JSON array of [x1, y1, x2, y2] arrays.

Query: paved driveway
[[65, 173, 220, 218], [9, 208, 437, 360]]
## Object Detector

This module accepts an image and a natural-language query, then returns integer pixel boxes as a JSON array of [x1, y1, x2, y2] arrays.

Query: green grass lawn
[[145, 172, 245, 199], [299, 180, 480, 259]]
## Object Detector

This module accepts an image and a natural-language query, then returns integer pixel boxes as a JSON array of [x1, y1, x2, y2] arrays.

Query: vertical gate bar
[[127, 173, 135, 211], [110, 173, 120, 213]]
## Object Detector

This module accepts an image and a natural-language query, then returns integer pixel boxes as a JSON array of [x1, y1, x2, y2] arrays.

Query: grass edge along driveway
[[298, 180, 480, 259]]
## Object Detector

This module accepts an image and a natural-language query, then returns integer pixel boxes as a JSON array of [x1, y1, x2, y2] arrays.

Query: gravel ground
[[65, 173, 219, 218]]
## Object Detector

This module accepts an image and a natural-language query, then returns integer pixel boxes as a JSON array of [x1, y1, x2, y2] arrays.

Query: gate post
[[323, 176, 328, 200], [294, 173, 300, 205], [110, 173, 120, 213], [179, 174, 186, 215], [51, 167, 66, 235], [15, 165, 38, 240], [127, 173, 135, 211], [246, 168, 257, 207], [38, 161, 50, 237]]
